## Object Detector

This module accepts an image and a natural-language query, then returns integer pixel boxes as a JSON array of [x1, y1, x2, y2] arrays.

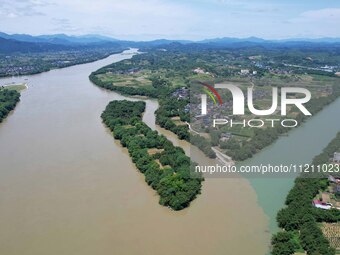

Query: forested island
[[0, 88, 20, 123], [101, 100, 203, 210], [272, 132, 340, 255]]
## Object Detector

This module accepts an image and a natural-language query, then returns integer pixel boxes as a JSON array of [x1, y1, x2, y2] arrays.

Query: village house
[[333, 152, 340, 163], [312, 200, 332, 210], [335, 185, 340, 195], [172, 87, 189, 100], [220, 132, 232, 142], [316, 175, 340, 211], [112, 68, 140, 75], [329, 175, 340, 184], [194, 67, 211, 74], [193, 67, 205, 74], [184, 104, 190, 113], [240, 69, 250, 75]]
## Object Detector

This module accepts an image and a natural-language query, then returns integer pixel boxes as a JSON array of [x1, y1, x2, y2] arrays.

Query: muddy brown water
[[0, 49, 269, 255]]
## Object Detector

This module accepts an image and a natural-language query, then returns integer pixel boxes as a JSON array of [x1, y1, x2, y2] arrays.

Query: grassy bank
[[3, 83, 27, 92]]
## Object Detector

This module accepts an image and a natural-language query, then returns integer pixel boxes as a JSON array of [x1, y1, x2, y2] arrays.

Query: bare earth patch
[[155, 159, 170, 169], [147, 148, 164, 155]]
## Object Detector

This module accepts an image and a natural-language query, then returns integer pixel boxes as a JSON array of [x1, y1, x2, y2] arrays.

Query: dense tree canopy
[[0, 88, 20, 123], [101, 100, 203, 210], [272, 132, 340, 255]]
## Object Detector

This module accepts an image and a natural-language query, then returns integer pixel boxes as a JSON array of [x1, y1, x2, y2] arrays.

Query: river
[[0, 49, 270, 255], [243, 96, 340, 233]]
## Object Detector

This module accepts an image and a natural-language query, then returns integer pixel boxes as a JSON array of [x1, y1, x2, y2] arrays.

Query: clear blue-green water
[[242, 98, 340, 232]]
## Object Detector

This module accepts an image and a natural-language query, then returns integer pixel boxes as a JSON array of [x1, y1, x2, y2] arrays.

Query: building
[[221, 132, 232, 138], [333, 152, 340, 163], [172, 87, 188, 100], [220, 137, 229, 142], [184, 104, 190, 113], [328, 175, 340, 184], [220, 132, 232, 142], [193, 68, 205, 74], [335, 185, 340, 194], [312, 200, 332, 210], [240, 69, 250, 75]]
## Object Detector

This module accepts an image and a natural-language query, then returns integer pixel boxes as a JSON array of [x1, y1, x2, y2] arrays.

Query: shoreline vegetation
[[89, 55, 217, 159], [0, 49, 126, 78], [2, 83, 28, 92], [0, 87, 20, 124], [90, 48, 340, 251], [101, 100, 203, 210], [271, 132, 340, 255], [89, 48, 340, 163], [226, 85, 340, 163]]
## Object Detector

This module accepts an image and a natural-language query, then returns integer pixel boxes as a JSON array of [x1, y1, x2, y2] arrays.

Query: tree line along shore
[[0, 88, 20, 124], [272, 132, 340, 255], [91, 46, 340, 251], [89, 46, 340, 163]]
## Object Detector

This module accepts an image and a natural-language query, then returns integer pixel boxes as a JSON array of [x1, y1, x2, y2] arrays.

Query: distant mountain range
[[0, 32, 119, 45], [1, 31, 340, 54], [197, 36, 340, 44], [0, 37, 69, 53], [0, 32, 125, 53]]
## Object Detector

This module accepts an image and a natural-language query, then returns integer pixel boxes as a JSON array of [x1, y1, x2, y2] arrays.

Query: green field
[[3, 83, 27, 92]]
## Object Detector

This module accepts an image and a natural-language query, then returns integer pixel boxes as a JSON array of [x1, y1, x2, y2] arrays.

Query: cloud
[[0, 0, 48, 17], [7, 13, 19, 18], [45, 0, 200, 38], [284, 8, 340, 38], [1, 1, 340, 40], [300, 8, 340, 21], [51, 18, 79, 32]]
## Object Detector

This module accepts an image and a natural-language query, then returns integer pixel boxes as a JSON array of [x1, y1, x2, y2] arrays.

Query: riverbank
[[211, 147, 235, 166], [89, 48, 340, 253], [271, 132, 340, 255], [2, 83, 28, 91], [0, 49, 270, 255], [242, 97, 340, 235], [101, 100, 203, 210], [89, 47, 340, 164], [0, 88, 20, 124], [0, 49, 126, 78]]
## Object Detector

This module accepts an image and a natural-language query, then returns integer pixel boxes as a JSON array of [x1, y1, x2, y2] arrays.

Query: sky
[[0, 0, 340, 40]]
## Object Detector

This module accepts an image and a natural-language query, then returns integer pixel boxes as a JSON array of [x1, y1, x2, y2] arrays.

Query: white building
[[240, 69, 249, 75], [334, 152, 340, 163], [193, 68, 205, 74], [313, 200, 332, 210]]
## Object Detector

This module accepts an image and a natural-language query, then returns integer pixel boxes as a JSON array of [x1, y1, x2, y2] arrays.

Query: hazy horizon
[[0, 0, 340, 41], [3, 31, 340, 42]]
